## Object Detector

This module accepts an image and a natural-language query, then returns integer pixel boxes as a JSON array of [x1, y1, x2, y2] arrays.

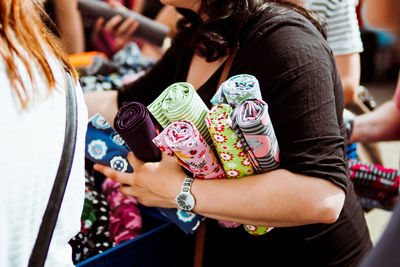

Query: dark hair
[[175, 0, 326, 62]]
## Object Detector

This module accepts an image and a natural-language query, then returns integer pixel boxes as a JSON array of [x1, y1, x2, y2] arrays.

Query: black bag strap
[[28, 72, 78, 267]]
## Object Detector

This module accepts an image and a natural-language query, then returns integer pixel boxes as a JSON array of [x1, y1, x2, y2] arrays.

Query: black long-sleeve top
[[118, 5, 372, 267]]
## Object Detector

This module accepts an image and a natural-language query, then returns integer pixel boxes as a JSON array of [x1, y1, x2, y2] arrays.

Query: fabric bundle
[[114, 101, 161, 162], [86, 113, 133, 173], [230, 99, 280, 173], [69, 172, 114, 264], [206, 104, 255, 179], [102, 178, 142, 245], [206, 103, 273, 235], [147, 82, 213, 149], [114, 101, 203, 234], [153, 120, 225, 179], [349, 159, 399, 210], [211, 74, 262, 107]]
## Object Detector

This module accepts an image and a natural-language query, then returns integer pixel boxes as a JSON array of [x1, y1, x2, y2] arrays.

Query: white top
[[306, 0, 363, 55], [0, 49, 88, 266]]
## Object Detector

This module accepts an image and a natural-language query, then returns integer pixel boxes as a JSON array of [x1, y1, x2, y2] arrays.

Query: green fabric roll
[[148, 82, 213, 149], [206, 104, 255, 179]]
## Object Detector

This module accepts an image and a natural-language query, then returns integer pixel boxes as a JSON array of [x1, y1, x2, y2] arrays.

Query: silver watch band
[[181, 177, 194, 193]]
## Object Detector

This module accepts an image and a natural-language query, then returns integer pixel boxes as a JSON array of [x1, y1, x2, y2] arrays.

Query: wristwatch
[[175, 177, 196, 212]]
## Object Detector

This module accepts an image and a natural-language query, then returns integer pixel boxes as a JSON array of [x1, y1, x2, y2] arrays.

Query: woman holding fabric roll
[[86, 0, 372, 265]]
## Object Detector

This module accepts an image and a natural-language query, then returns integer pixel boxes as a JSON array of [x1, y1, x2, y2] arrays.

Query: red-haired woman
[[0, 1, 88, 266]]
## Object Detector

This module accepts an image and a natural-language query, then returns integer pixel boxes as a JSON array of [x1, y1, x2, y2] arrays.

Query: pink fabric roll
[[153, 120, 225, 179]]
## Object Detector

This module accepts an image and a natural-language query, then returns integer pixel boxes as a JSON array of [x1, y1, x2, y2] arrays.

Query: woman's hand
[[93, 152, 187, 209], [91, 1, 139, 52]]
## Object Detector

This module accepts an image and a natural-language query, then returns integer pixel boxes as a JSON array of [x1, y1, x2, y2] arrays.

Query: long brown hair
[[0, 0, 76, 109]]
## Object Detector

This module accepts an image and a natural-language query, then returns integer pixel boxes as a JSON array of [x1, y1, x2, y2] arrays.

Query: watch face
[[176, 193, 195, 211]]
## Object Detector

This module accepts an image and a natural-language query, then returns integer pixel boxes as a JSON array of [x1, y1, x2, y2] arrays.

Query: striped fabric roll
[[230, 99, 280, 173], [147, 82, 213, 149], [211, 74, 262, 107], [153, 120, 226, 179]]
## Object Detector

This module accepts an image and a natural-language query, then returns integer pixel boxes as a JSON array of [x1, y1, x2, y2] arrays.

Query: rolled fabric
[[114, 101, 161, 162], [86, 113, 133, 173], [147, 82, 213, 149], [153, 120, 226, 179], [114, 102, 203, 235], [211, 74, 262, 107], [230, 99, 280, 173], [206, 104, 255, 179], [206, 104, 273, 234]]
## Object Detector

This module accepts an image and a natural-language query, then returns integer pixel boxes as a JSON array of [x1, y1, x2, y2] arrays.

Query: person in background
[[85, 0, 372, 266], [354, 1, 400, 266], [307, 0, 364, 108], [45, 0, 86, 53], [0, 0, 88, 266], [291, 0, 363, 107]]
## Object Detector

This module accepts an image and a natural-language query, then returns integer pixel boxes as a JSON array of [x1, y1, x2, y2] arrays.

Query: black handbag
[[28, 72, 78, 267]]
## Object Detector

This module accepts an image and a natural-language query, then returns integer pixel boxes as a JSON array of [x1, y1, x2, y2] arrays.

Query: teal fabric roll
[[211, 74, 262, 107]]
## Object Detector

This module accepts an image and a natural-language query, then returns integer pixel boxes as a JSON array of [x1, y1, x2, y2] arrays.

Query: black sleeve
[[230, 15, 348, 192], [117, 43, 179, 108]]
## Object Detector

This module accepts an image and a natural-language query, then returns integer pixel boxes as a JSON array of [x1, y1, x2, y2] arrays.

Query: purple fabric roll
[[114, 101, 161, 162]]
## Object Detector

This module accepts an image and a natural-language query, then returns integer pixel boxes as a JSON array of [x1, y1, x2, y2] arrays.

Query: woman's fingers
[[127, 152, 144, 171], [93, 163, 133, 185], [104, 15, 123, 32]]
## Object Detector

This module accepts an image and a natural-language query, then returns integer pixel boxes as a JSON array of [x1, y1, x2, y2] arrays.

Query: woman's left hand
[[93, 152, 186, 209]]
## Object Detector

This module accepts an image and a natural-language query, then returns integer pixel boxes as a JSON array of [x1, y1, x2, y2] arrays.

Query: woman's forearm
[[191, 169, 345, 227], [350, 99, 400, 143], [84, 90, 119, 124], [54, 0, 85, 53]]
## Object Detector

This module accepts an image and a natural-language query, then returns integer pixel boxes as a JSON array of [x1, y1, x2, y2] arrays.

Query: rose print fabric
[[230, 99, 280, 173], [206, 103, 274, 235], [147, 82, 214, 149], [102, 178, 142, 245], [211, 74, 262, 107], [153, 120, 226, 179]]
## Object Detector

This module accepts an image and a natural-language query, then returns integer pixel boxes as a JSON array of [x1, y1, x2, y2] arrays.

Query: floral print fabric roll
[[147, 82, 213, 149], [206, 104, 255, 179], [206, 103, 274, 235], [153, 120, 226, 179], [230, 99, 280, 173], [211, 74, 262, 107]]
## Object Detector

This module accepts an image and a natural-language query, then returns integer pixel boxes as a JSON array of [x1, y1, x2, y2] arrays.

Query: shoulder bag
[[28, 71, 78, 267]]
